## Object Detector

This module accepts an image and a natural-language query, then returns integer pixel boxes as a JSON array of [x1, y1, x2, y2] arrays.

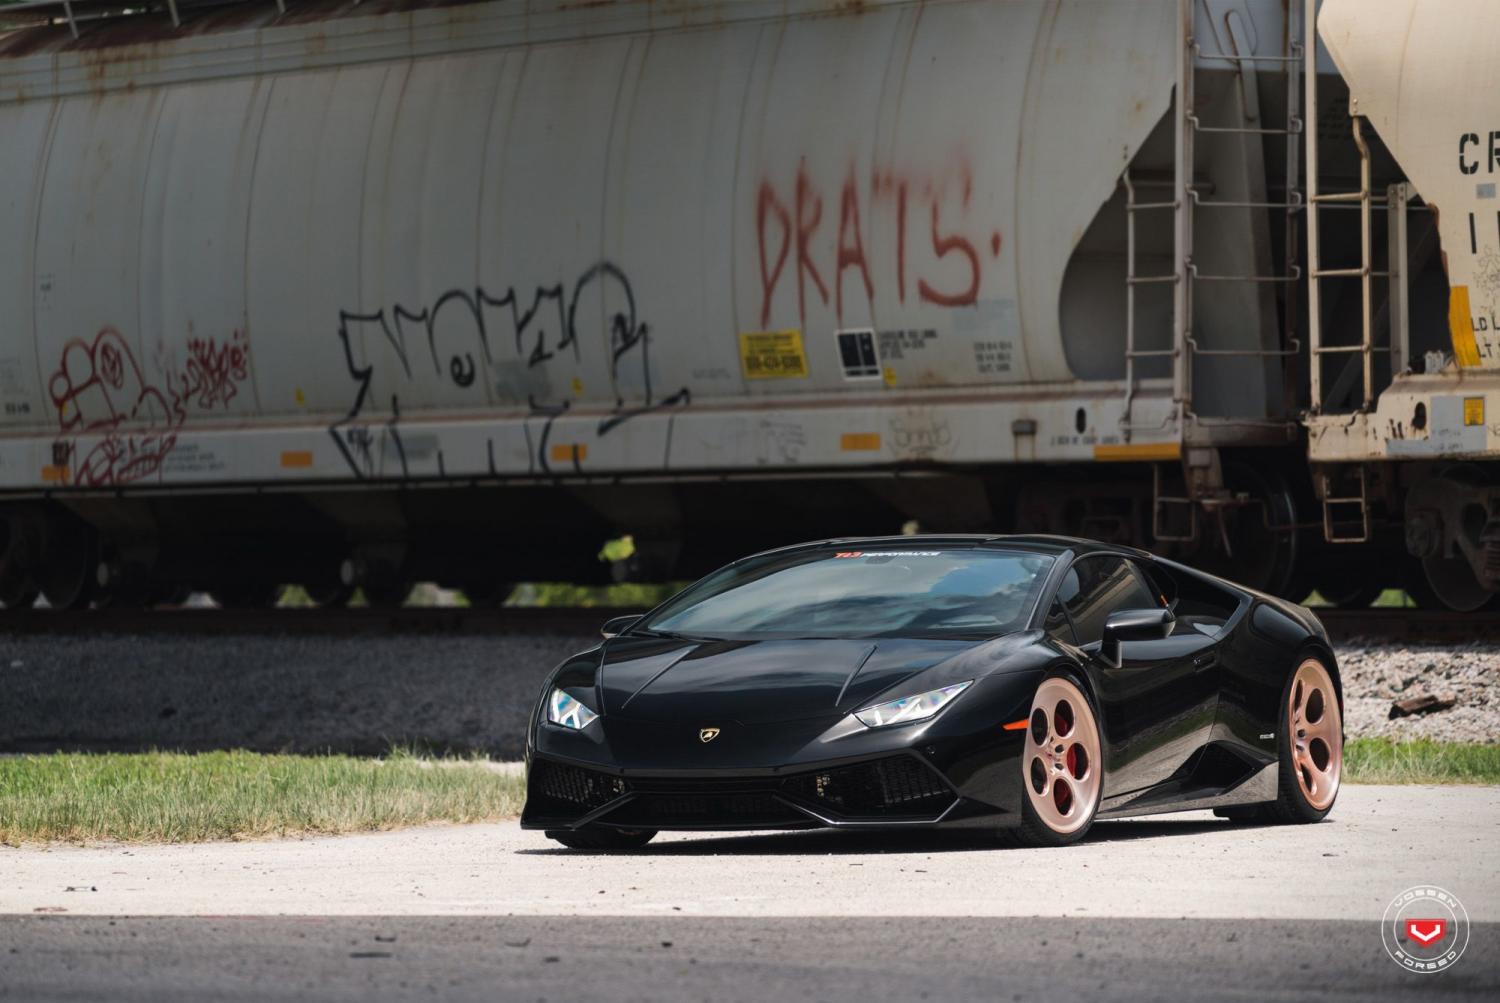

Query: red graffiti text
[[757, 158, 999, 327]]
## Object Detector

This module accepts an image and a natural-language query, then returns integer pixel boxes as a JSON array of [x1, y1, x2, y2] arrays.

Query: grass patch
[[0, 749, 525, 845], [1344, 739, 1500, 785], [4, 741, 1489, 845], [1303, 588, 1414, 608]]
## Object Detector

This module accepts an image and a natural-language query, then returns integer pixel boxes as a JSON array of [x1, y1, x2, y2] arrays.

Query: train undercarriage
[[1, 448, 1493, 613]]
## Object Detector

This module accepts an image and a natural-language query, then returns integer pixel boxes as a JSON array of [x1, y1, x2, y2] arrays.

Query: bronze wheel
[[1288, 658, 1342, 811], [1005, 675, 1103, 846]]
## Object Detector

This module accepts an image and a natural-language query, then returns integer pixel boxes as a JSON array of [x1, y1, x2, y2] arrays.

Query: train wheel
[[461, 581, 516, 606], [1313, 581, 1384, 609], [210, 585, 284, 609], [1186, 462, 1300, 600], [0, 581, 38, 610], [361, 581, 412, 609], [37, 523, 97, 610], [305, 582, 356, 608], [1417, 555, 1498, 613], [153, 584, 195, 608], [0, 517, 38, 609]]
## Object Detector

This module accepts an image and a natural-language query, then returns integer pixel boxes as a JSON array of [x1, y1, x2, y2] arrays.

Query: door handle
[[1193, 651, 1219, 672]]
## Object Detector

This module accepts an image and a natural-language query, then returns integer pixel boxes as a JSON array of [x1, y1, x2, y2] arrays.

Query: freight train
[[0, 0, 1495, 611]]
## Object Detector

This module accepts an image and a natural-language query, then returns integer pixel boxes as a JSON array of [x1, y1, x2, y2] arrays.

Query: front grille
[[602, 792, 806, 828], [530, 755, 955, 828], [529, 760, 629, 812], [782, 755, 953, 819]]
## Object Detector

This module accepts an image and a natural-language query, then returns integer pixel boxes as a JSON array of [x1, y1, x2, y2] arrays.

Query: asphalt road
[[3, 914, 1494, 1003], [2, 786, 1496, 1001]]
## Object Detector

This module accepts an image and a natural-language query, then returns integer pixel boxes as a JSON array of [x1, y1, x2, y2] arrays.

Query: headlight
[[547, 688, 599, 730], [855, 681, 972, 728]]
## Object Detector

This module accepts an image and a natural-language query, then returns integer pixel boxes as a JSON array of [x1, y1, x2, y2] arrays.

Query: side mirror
[[601, 614, 643, 639], [1100, 608, 1174, 667]]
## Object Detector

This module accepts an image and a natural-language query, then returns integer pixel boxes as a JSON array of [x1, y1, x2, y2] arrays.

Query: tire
[[1002, 673, 1103, 847], [1261, 655, 1342, 824], [545, 827, 658, 851]]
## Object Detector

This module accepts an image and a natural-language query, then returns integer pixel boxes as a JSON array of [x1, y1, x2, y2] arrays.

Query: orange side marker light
[[1002, 719, 1029, 731]]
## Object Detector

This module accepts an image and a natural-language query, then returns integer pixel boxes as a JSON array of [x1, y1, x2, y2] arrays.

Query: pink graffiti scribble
[[173, 330, 250, 410], [48, 327, 251, 487], [49, 328, 181, 486]]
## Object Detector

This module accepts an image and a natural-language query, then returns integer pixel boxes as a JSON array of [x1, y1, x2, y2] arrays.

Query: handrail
[[0, 0, 288, 35]]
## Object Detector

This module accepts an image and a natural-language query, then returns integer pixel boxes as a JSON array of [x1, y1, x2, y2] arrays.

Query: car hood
[[596, 635, 984, 725]]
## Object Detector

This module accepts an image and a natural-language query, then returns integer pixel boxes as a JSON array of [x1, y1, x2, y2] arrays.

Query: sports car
[[521, 536, 1343, 849]]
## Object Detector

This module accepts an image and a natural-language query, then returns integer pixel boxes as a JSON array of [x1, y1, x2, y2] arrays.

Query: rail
[[2, 604, 1494, 643]]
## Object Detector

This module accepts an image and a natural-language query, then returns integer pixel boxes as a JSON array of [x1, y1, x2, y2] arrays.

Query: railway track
[[1310, 608, 1500, 644], [2, 605, 1493, 644], [0, 606, 613, 637]]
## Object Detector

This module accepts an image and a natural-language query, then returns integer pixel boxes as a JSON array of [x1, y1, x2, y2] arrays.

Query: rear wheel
[[545, 827, 657, 851], [1263, 656, 1342, 823], [1004, 675, 1103, 847]]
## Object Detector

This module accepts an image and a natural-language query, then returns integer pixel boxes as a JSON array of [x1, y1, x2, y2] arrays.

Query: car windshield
[[637, 547, 1054, 640]]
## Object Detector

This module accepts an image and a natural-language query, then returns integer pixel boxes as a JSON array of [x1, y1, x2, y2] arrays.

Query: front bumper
[[521, 751, 1009, 832], [521, 666, 1044, 832]]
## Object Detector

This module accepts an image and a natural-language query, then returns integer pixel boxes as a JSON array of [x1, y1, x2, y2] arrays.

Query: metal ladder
[[1128, 0, 1308, 544], [1305, 96, 1389, 416], [1123, 0, 1307, 449], [1301, 0, 1401, 543]]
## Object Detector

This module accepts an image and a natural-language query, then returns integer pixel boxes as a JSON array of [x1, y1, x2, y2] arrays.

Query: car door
[[1053, 555, 1221, 799]]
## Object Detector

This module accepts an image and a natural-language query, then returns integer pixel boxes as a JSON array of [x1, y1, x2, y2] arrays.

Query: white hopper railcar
[[0, 0, 1493, 610]]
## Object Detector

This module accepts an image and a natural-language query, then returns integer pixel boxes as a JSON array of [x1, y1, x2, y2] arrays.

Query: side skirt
[[1094, 760, 1278, 820]]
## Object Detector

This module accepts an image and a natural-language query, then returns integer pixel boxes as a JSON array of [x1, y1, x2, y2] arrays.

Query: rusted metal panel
[[1307, 376, 1499, 463]]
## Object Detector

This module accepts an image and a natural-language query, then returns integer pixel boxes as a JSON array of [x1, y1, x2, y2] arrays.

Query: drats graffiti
[[330, 261, 689, 478], [47, 327, 251, 487], [756, 158, 1003, 328]]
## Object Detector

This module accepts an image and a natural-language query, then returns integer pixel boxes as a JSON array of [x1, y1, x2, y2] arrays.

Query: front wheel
[[1004, 675, 1103, 847], [545, 827, 657, 851], [1263, 656, 1343, 823]]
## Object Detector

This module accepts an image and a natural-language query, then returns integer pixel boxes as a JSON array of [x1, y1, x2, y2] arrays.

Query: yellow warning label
[[41, 464, 69, 484], [1463, 397, 1486, 426], [571, 377, 584, 397], [1448, 285, 1483, 368], [1093, 442, 1183, 462], [551, 443, 588, 464], [882, 366, 898, 387], [738, 330, 808, 379], [841, 432, 881, 452], [280, 451, 314, 468]]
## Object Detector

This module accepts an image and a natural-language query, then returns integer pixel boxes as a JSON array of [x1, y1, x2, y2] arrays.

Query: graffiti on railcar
[[329, 260, 690, 478], [48, 328, 179, 486], [163, 329, 251, 410], [756, 158, 1002, 328], [47, 327, 251, 487]]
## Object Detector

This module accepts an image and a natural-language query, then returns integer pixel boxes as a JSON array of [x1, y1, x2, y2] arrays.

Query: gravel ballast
[[1, 632, 1496, 756]]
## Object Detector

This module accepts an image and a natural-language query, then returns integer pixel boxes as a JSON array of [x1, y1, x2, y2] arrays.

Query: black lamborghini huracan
[[521, 536, 1344, 848]]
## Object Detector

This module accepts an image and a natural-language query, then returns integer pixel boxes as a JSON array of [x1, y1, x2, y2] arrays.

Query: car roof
[[745, 533, 1154, 562]]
